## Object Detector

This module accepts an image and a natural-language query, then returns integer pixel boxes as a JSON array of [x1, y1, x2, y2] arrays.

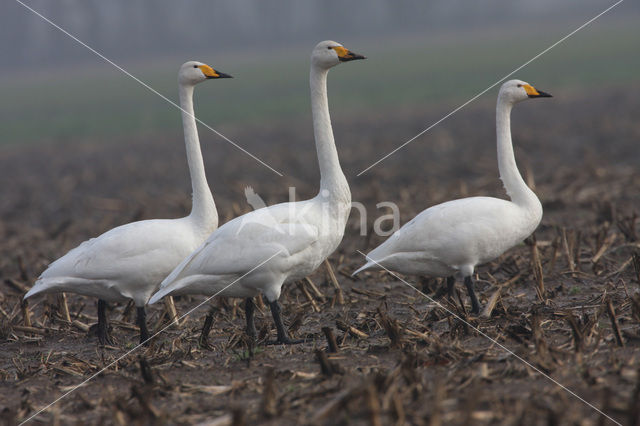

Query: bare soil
[[1, 86, 639, 425]]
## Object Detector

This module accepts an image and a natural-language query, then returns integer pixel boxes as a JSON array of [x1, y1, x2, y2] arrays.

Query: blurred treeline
[[3, 0, 636, 71]]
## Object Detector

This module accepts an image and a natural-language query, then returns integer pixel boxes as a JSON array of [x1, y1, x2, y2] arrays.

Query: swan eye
[[517, 84, 522, 87], [327, 46, 332, 50], [193, 65, 198, 68]]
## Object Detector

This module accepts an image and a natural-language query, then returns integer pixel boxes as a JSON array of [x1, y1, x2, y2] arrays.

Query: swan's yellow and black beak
[[523, 84, 552, 98], [332, 46, 366, 62], [199, 64, 233, 79]]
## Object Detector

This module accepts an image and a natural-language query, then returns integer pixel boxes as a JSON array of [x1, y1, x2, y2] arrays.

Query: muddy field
[[1, 86, 639, 425]]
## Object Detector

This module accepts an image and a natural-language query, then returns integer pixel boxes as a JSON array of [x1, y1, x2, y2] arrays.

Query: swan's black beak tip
[[207, 71, 233, 79], [339, 52, 366, 62], [529, 90, 552, 98]]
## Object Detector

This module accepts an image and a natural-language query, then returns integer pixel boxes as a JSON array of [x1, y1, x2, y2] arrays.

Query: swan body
[[355, 196, 539, 277], [28, 218, 211, 306], [354, 80, 551, 313], [151, 194, 349, 303], [150, 41, 365, 344], [24, 61, 232, 343]]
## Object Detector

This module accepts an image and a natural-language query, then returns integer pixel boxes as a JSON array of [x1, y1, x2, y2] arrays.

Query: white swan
[[24, 61, 231, 344], [353, 79, 551, 314], [149, 41, 365, 344]]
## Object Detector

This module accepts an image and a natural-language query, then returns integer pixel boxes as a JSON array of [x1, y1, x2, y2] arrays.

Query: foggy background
[[2, 0, 638, 71], [0, 0, 638, 148]]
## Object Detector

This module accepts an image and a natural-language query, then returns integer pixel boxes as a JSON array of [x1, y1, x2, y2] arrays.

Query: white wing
[[357, 197, 531, 275], [26, 218, 199, 305], [151, 201, 321, 303]]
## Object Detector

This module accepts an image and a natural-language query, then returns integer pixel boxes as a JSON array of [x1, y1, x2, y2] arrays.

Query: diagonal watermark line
[[14, 0, 283, 177], [356, 251, 622, 425], [19, 250, 284, 425], [357, 0, 625, 176]]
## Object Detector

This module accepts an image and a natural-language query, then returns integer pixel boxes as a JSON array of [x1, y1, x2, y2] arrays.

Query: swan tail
[[157, 244, 203, 294], [149, 274, 216, 304], [148, 285, 174, 305], [150, 259, 195, 305], [24, 277, 71, 300], [24, 281, 48, 300], [352, 261, 376, 277], [149, 276, 194, 304]]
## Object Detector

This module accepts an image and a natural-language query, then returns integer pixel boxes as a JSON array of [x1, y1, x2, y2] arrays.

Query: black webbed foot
[[464, 276, 481, 315], [267, 300, 305, 345], [136, 307, 150, 346], [94, 299, 114, 346]]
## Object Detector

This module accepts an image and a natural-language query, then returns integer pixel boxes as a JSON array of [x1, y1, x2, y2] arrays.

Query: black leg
[[136, 307, 150, 345], [267, 300, 304, 345], [446, 276, 456, 299], [464, 276, 481, 315], [199, 306, 215, 349], [245, 298, 257, 340], [97, 299, 113, 345]]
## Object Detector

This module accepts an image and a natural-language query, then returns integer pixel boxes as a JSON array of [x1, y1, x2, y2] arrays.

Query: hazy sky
[[3, 0, 636, 73]]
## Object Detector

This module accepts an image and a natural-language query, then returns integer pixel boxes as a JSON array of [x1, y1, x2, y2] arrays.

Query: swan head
[[312, 40, 366, 69], [499, 79, 552, 104], [179, 61, 232, 86]]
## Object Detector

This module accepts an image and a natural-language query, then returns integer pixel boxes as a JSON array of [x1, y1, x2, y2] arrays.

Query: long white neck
[[496, 97, 540, 212], [310, 66, 350, 203], [179, 83, 217, 229]]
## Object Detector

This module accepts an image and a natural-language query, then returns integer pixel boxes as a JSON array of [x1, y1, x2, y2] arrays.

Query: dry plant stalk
[[378, 308, 403, 348], [617, 212, 638, 242], [261, 367, 277, 418], [5, 278, 29, 294], [322, 327, 339, 353], [633, 252, 640, 284], [315, 349, 333, 377], [528, 235, 546, 303], [164, 296, 179, 326], [548, 236, 560, 274], [480, 287, 502, 319], [138, 356, 155, 385], [199, 309, 215, 349], [530, 313, 552, 369], [131, 385, 161, 419], [231, 406, 245, 426], [297, 281, 320, 312], [430, 379, 445, 426], [566, 314, 583, 353], [631, 294, 640, 324], [573, 230, 582, 270], [591, 233, 616, 265], [366, 383, 382, 426], [12, 325, 45, 335], [324, 259, 345, 305], [311, 387, 355, 423], [58, 292, 71, 323], [606, 298, 625, 347], [21, 300, 31, 328], [562, 228, 576, 275], [391, 391, 405, 425], [304, 277, 326, 301], [256, 294, 266, 311], [71, 320, 90, 332], [336, 319, 369, 338], [605, 256, 634, 279], [628, 368, 640, 426]]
